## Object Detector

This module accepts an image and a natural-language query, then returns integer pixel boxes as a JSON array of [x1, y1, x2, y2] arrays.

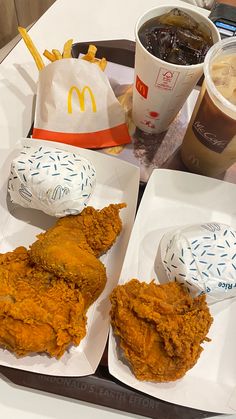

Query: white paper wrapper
[[158, 222, 236, 303], [8, 143, 96, 217], [32, 59, 130, 148]]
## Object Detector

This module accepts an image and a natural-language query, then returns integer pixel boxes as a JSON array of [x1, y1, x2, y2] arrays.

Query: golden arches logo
[[67, 85, 97, 113], [135, 75, 148, 99]]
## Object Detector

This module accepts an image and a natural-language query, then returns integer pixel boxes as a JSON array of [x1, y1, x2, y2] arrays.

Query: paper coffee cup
[[132, 4, 220, 134]]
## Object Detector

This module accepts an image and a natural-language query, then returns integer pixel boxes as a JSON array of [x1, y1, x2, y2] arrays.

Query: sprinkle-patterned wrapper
[[158, 223, 236, 303], [8, 144, 96, 217]]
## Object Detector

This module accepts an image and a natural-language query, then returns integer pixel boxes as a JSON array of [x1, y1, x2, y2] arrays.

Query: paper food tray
[[0, 137, 139, 376], [108, 168, 236, 415]]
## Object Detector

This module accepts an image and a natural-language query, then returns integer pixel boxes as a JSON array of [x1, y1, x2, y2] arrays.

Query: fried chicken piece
[[29, 226, 107, 308], [56, 203, 126, 257], [110, 279, 213, 382], [29, 203, 126, 307], [0, 247, 87, 358]]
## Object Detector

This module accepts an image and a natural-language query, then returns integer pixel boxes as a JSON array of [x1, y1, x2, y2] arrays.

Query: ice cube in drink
[[138, 8, 213, 65]]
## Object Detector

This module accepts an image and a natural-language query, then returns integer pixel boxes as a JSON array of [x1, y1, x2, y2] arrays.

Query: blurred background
[[0, 0, 55, 59]]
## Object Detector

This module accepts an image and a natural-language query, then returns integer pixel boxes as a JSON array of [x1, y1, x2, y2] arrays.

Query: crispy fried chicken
[[0, 203, 126, 358], [110, 279, 213, 382], [0, 247, 86, 358], [30, 203, 126, 307]]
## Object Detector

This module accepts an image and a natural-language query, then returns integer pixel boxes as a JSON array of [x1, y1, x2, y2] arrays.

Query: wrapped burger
[[8, 143, 96, 217], [156, 222, 236, 303]]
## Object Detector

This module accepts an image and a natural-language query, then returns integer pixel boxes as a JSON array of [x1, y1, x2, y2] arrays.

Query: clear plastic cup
[[132, 4, 220, 135], [181, 37, 236, 177]]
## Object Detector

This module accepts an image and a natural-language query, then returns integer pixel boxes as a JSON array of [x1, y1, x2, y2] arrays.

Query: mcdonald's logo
[[67, 85, 97, 114], [136, 75, 148, 99]]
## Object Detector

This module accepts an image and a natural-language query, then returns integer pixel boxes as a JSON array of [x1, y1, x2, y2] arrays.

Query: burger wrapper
[[158, 223, 236, 303], [8, 143, 96, 217]]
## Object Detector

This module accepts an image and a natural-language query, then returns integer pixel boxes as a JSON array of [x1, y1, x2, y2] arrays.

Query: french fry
[[18, 26, 45, 71], [19, 29, 107, 75], [63, 39, 73, 58], [52, 49, 62, 60], [82, 44, 97, 62], [98, 57, 107, 71], [43, 49, 56, 62]]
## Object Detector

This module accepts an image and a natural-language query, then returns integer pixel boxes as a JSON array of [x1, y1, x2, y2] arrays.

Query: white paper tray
[[0, 138, 140, 376], [108, 168, 236, 414]]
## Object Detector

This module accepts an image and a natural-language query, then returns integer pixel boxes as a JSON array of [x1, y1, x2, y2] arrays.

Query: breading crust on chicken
[[0, 247, 86, 358], [110, 279, 213, 382], [0, 203, 126, 358], [54, 202, 126, 257], [29, 203, 126, 307], [29, 225, 107, 307]]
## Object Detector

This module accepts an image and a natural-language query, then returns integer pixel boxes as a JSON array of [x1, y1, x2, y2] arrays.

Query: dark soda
[[138, 8, 213, 65]]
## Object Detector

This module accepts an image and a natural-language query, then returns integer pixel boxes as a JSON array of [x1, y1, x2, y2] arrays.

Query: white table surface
[[0, 0, 235, 418]]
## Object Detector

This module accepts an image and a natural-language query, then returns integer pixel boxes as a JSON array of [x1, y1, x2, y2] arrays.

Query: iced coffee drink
[[181, 38, 236, 177], [211, 54, 236, 106]]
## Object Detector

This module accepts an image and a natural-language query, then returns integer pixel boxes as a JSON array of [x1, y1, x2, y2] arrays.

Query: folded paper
[[8, 143, 96, 217], [158, 222, 236, 303], [32, 59, 131, 148]]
